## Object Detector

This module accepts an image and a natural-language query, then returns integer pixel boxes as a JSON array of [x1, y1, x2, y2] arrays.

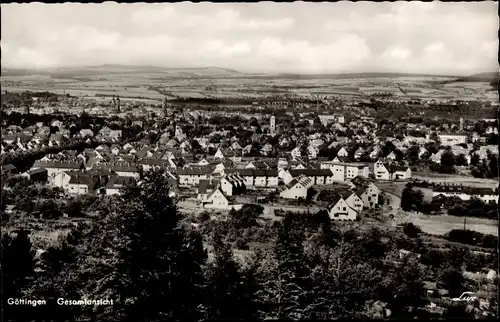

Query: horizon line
[[1, 64, 498, 78]]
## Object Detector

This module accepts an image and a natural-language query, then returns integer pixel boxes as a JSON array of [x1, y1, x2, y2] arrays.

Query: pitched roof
[[67, 172, 95, 186], [177, 166, 214, 175], [289, 169, 333, 177], [106, 175, 134, 188], [32, 160, 84, 169], [327, 195, 344, 209]]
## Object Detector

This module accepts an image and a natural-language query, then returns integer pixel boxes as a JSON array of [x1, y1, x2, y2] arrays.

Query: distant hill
[[1, 65, 243, 78], [274, 72, 461, 79], [451, 72, 499, 83]]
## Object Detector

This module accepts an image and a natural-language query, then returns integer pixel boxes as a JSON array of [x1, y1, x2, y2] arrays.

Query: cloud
[[381, 47, 412, 60], [1, 2, 497, 74]]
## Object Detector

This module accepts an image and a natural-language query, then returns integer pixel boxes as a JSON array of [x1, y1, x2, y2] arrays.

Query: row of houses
[[432, 185, 498, 203]]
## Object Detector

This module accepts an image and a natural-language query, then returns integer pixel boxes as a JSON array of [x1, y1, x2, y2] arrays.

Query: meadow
[[2, 67, 497, 103]]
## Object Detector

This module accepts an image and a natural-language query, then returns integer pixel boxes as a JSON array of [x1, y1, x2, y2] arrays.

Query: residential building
[[327, 195, 358, 221], [438, 132, 467, 146], [432, 185, 498, 203], [280, 174, 313, 199], [374, 160, 411, 180]]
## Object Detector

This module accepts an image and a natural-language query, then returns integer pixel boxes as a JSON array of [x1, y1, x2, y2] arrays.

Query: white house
[[438, 132, 467, 146], [327, 195, 358, 221], [202, 188, 243, 210], [374, 160, 411, 181], [291, 146, 302, 159], [330, 159, 370, 182], [280, 175, 313, 199], [337, 146, 349, 157], [105, 176, 133, 195], [220, 174, 246, 196], [344, 192, 364, 213], [31, 160, 85, 183]]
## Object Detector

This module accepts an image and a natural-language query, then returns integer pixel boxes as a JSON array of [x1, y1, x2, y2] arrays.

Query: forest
[[2, 169, 498, 321]]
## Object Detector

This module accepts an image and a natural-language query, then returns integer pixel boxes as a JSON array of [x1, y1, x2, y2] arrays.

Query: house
[[374, 160, 411, 181], [291, 146, 302, 160], [214, 148, 241, 162], [432, 185, 498, 203], [386, 151, 397, 161], [197, 179, 218, 200], [438, 132, 467, 146], [286, 169, 335, 185], [370, 147, 381, 160], [475, 145, 499, 160], [280, 174, 313, 199], [202, 187, 242, 210], [105, 175, 134, 195], [307, 145, 319, 159], [354, 147, 365, 160], [429, 150, 445, 164], [177, 167, 213, 186], [344, 191, 364, 213], [54, 172, 96, 195], [105, 164, 141, 179], [330, 159, 370, 181], [350, 178, 381, 209], [31, 160, 85, 181], [2, 164, 18, 176], [337, 146, 348, 157], [137, 158, 173, 172], [230, 142, 242, 151], [225, 168, 279, 188], [318, 114, 345, 126], [327, 195, 358, 221], [220, 174, 246, 196], [23, 168, 48, 183], [109, 130, 122, 139], [79, 129, 94, 138], [261, 143, 273, 156]]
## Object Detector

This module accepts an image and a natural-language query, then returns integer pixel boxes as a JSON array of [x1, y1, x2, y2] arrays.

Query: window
[[343, 207, 346, 211]]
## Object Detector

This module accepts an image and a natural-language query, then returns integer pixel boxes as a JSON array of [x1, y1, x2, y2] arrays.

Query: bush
[[403, 222, 422, 238], [446, 229, 498, 249], [439, 267, 466, 297], [198, 211, 211, 223]]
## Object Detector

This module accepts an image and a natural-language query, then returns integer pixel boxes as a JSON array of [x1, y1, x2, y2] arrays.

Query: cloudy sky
[[2, 1, 498, 75]]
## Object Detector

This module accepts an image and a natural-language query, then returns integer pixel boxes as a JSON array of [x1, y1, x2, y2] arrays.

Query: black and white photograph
[[1, 1, 499, 320]]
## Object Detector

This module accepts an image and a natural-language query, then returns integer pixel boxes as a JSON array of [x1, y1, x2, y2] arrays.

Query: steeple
[[116, 95, 121, 113]]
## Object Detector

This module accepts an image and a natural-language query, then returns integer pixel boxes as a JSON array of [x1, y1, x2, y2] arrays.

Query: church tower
[[270, 115, 276, 136], [116, 96, 121, 113]]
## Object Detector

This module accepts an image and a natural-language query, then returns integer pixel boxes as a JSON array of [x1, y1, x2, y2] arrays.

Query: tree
[[440, 151, 455, 173], [205, 235, 258, 320], [35, 169, 208, 321], [487, 153, 498, 178], [1, 229, 35, 318], [439, 267, 466, 297], [454, 154, 467, 166], [229, 204, 263, 230], [470, 153, 480, 166], [401, 187, 413, 211], [269, 216, 313, 320]]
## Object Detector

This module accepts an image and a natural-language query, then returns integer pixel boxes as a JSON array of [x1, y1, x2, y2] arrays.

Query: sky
[[1, 1, 498, 75]]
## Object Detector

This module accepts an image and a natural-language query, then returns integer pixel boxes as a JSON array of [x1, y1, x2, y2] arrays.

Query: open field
[[413, 172, 498, 188], [398, 213, 498, 236], [2, 67, 498, 103]]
